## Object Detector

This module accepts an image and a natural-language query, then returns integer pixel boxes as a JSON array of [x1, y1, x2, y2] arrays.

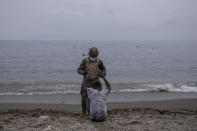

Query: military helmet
[[89, 47, 99, 58]]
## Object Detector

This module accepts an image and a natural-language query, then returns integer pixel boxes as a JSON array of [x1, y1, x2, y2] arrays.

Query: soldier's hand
[[99, 74, 105, 78], [84, 75, 88, 81], [84, 72, 88, 77]]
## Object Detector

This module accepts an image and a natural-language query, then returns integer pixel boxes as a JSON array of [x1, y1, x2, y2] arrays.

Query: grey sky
[[0, 0, 196, 40]]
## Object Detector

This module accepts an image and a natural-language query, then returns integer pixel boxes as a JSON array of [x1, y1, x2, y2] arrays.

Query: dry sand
[[0, 99, 197, 131]]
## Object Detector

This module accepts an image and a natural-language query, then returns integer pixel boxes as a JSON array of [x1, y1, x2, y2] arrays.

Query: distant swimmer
[[77, 47, 107, 115]]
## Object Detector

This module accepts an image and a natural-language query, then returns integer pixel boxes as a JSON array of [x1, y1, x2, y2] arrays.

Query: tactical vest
[[85, 57, 100, 80]]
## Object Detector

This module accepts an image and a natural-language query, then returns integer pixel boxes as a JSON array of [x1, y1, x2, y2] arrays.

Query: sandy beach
[[0, 99, 197, 131]]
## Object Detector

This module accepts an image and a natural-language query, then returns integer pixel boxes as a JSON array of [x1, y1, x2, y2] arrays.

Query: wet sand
[[1, 92, 197, 104], [0, 99, 197, 131]]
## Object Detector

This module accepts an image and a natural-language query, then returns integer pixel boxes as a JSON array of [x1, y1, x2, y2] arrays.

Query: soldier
[[77, 47, 106, 114]]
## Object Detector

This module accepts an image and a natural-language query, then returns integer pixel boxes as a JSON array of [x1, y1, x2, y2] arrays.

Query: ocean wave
[[0, 82, 196, 95], [144, 83, 197, 92], [118, 83, 197, 93], [0, 91, 80, 96]]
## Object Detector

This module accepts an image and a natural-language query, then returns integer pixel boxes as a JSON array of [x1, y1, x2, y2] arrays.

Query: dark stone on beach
[[159, 89, 168, 92], [0, 125, 4, 130], [159, 110, 165, 115], [3, 119, 10, 123], [130, 120, 141, 124], [31, 112, 39, 117], [177, 121, 183, 125]]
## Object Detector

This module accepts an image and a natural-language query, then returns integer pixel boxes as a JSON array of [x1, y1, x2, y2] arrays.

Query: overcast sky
[[0, 0, 196, 40]]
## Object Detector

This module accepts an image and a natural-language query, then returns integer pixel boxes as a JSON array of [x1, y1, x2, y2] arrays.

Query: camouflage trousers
[[80, 79, 102, 114]]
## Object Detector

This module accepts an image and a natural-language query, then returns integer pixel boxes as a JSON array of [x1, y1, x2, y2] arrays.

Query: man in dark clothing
[[77, 47, 106, 114]]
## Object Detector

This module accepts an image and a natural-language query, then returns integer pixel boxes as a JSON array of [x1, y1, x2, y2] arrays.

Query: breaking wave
[[118, 83, 197, 92], [0, 82, 197, 95]]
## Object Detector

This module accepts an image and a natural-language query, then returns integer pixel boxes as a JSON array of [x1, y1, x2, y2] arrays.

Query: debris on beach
[[38, 115, 49, 120]]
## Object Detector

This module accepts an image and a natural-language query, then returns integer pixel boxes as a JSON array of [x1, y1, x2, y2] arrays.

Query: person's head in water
[[92, 81, 102, 91], [89, 47, 99, 62]]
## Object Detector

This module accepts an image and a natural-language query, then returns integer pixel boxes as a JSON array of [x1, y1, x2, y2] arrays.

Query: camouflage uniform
[[77, 57, 106, 113]]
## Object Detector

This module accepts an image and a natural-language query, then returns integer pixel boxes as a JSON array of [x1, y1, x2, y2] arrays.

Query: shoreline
[[1, 91, 197, 104], [0, 98, 197, 112]]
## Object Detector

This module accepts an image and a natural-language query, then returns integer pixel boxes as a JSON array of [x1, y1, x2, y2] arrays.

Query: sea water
[[0, 40, 197, 95]]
